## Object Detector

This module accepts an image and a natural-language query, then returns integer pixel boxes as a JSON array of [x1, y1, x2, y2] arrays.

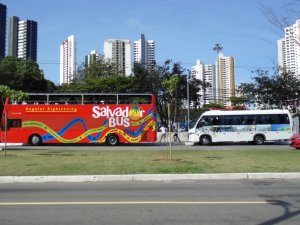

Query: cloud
[[125, 17, 144, 30]]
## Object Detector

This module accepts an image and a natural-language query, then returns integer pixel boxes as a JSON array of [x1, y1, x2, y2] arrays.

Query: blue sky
[[2, 0, 298, 85]]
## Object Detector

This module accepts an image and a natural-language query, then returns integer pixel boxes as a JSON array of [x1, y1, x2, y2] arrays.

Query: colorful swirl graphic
[[22, 108, 156, 144]]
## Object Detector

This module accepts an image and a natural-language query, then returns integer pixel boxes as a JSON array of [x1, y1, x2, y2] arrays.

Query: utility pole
[[187, 71, 190, 132]]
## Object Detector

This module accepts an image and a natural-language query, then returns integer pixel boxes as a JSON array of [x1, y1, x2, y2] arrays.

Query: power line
[[4, 57, 277, 70], [37, 61, 276, 70]]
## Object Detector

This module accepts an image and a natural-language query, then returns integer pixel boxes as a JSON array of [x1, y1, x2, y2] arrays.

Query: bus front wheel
[[254, 135, 265, 145], [200, 135, 211, 145], [29, 134, 42, 146], [106, 134, 119, 146]]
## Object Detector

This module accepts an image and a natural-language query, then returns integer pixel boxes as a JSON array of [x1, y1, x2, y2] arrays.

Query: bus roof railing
[[17, 93, 154, 105]]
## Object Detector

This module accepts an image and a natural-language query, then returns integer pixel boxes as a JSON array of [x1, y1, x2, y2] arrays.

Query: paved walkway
[[1, 172, 300, 183]]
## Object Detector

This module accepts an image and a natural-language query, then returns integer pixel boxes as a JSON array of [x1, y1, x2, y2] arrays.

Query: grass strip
[[1, 149, 300, 176]]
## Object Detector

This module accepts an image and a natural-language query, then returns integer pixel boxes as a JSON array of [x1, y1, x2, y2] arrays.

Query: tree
[[58, 59, 129, 93], [238, 68, 300, 110], [81, 75, 133, 93], [0, 85, 28, 115], [155, 60, 206, 124], [131, 63, 160, 94], [259, 0, 300, 35], [84, 58, 120, 79], [0, 56, 55, 92], [213, 43, 223, 54], [230, 96, 247, 109]]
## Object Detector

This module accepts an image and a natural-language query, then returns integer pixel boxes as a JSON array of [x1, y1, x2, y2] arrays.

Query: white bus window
[[256, 115, 270, 124], [212, 116, 223, 125], [247, 115, 256, 125], [224, 116, 233, 125], [232, 115, 242, 125], [278, 114, 289, 124], [197, 116, 210, 127]]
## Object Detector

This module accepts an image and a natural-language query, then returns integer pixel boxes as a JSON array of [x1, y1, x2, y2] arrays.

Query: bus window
[[278, 114, 290, 124], [269, 115, 280, 124], [256, 115, 270, 124], [224, 116, 233, 125], [197, 116, 209, 128], [232, 115, 242, 125], [1, 119, 22, 131], [211, 116, 223, 125], [245, 115, 256, 125]]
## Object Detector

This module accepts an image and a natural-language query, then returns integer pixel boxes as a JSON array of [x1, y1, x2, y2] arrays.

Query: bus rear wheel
[[106, 134, 119, 146], [29, 134, 42, 146], [254, 135, 265, 145], [200, 135, 211, 145]]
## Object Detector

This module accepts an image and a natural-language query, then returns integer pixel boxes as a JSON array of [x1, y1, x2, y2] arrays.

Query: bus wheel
[[254, 135, 264, 145], [200, 135, 211, 145], [29, 134, 42, 146], [106, 134, 119, 146]]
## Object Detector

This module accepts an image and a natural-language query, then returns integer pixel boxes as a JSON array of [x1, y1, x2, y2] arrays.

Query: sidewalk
[[157, 131, 188, 143], [1, 172, 300, 183]]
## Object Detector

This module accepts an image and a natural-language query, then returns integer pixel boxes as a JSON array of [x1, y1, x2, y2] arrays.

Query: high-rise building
[[191, 54, 235, 107], [85, 50, 102, 67], [17, 20, 37, 61], [103, 39, 132, 76], [215, 53, 235, 106], [278, 19, 300, 77], [8, 17, 38, 61], [8, 16, 19, 57], [0, 3, 7, 58], [191, 60, 215, 107], [134, 34, 155, 70], [60, 35, 76, 84]]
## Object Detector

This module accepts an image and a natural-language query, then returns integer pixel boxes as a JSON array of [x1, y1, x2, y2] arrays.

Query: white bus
[[188, 110, 293, 145]]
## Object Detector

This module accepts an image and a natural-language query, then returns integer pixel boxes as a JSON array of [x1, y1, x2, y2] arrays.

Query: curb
[[1, 173, 300, 183]]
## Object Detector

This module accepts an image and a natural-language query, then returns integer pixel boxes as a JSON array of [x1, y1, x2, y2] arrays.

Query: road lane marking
[[0, 201, 276, 206]]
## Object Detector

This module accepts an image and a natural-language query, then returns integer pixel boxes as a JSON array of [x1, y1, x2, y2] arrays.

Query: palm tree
[[213, 43, 223, 55], [213, 44, 223, 104]]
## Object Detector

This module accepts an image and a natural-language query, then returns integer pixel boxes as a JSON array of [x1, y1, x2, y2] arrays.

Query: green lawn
[[1, 149, 300, 176]]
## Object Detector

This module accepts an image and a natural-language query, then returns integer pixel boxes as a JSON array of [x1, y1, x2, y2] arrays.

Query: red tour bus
[[0, 93, 157, 146]]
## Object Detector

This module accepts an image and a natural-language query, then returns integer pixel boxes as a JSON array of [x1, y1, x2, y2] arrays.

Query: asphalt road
[[2, 141, 292, 151], [0, 180, 300, 225]]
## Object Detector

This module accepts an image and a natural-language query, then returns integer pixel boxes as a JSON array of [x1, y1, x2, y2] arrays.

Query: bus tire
[[254, 135, 265, 145], [29, 134, 42, 146], [200, 135, 211, 145], [106, 134, 119, 146]]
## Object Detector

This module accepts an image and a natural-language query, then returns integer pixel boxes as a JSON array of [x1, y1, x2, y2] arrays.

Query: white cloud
[[125, 17, 144, 30]]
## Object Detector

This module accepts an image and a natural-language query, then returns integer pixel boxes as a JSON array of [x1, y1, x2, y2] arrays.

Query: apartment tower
[[60, 35, 76, 84], [133, 34, 155, 70], [191, 60, 215, 107], [215, 53, 235, 106], [278, 19, 300, 77], [0, 3, 7, 58], [103, 39, 132, 76], [85, 50, 102, 67], [8, 16, 38, 61]]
